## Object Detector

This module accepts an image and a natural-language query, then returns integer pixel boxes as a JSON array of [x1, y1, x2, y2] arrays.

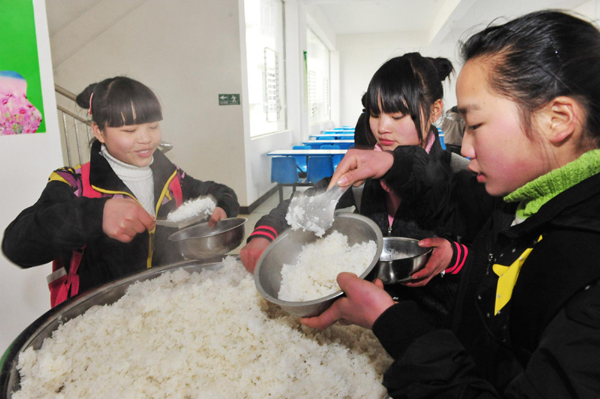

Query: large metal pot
[[0, 259, 225, 399]]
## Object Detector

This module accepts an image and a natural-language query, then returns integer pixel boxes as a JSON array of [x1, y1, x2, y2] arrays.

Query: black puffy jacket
[[373, 171, 600, 398], [2, 141, 239, 300]]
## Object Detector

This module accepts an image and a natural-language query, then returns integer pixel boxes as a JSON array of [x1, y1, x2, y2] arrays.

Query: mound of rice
[[166, 196, 216, 222], [278, 231, 377, 302], [13, 257, 391, 399]]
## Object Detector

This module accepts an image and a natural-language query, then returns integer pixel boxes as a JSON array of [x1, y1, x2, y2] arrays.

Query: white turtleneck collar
[[100, 144, 156, 216], [100, 144, 154, 180]]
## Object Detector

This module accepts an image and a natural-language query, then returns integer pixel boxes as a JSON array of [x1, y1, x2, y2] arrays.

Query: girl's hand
[[103, 197, 155, 243], [208, 207, 227, 227], [240, 237, 271, 273], [404, 238, 453, 287], [300, 273, 395, 330], [327, 149, 394, 189]]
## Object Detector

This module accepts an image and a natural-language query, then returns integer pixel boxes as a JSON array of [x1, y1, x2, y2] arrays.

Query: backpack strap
[[168, 170, 183, 207], [81, 162, 102, 198], [48, 246, 85, 308], [48, 163, 97, 307]]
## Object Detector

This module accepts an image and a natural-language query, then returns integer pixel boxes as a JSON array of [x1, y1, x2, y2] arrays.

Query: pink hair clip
[[88, 92, 94, 116]]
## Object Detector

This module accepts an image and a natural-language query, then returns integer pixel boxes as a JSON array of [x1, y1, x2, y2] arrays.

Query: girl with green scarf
[[301, 10, 600, 398]]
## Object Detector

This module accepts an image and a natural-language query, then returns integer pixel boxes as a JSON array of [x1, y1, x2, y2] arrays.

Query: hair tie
[[88, 92, 94, 116]]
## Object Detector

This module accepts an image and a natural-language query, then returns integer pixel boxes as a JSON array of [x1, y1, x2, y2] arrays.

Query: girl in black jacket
[[241, 53, 470, 327], [2, 77, 239, 306], [302, 10, 600, 398]]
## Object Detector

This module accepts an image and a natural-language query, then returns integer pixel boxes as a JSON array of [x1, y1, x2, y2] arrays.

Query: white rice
[[13, 257, 391, 399], [278, 231, 378, 302], [166, 196, 216, 222], [285, 203, 309, 232]]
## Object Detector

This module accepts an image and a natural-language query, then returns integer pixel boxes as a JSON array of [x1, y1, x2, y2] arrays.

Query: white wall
[[0, 0, 63, 354], [575, 0, 600, 20], [334, 0, 600, 129], [337, 30, 462, 127], [306, 3, 340, 130]]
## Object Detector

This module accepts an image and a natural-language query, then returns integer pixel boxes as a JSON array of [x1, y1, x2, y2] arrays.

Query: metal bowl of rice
[[169, 217, 246, 260], [376, 237, 433, 284], [254, 213, 383, 318]]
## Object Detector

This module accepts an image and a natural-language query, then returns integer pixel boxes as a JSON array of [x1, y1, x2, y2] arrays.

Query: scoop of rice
[[286, 197, 326, 237], [278, 231, 377, 302], [166, 196, 216, 222], [13, 257, 391, 399]]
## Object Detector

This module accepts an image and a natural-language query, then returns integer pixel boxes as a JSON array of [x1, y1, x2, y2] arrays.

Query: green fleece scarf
[[504, 149, 600, 220]]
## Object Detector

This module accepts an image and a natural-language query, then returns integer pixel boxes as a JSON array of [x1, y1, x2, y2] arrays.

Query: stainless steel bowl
[[0, 259, 225, 399], [168, 217, 246, 260], [254, 213, 383, 318], [376, 237, 432, 284]]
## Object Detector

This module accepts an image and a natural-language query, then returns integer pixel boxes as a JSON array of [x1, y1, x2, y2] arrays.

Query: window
[[306, 29, 330, 124], [244, 0, 287, 137]]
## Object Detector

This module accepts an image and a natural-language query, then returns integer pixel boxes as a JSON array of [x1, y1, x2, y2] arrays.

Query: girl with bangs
[[241, 53, 468, 328], [2, 76, 239, 307], [365, 54, 442, 150]]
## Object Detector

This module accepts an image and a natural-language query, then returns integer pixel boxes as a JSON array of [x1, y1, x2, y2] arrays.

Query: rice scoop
[[166, 195, 216, 223], [286, 185, 348, 237]]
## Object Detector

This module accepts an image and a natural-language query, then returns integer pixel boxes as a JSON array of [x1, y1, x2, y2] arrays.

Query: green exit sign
[[218, 94, 240, 105]]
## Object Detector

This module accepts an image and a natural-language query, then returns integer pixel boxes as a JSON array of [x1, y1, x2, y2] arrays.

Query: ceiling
[[305, 0, 591, 45], [45, 0, 97, 36], [45, 0, 592, 46]]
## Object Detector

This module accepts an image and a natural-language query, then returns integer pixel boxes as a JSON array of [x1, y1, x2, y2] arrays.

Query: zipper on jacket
[[147, 170, 180, 268], [155, 170, 178, 216], [95, 169, 178, 269], [486, 252, 494, 275]]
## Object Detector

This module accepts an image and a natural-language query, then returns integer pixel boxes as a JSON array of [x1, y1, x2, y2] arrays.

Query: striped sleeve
[[248, 225, 278, 242], [444, 241, 468, 274]]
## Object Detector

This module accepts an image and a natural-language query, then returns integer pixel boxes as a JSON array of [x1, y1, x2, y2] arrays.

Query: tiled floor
[[232, 186, 307, 254]]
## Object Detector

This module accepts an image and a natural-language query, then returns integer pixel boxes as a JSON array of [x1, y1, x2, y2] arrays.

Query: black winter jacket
[[2, 141, 239, 299], [373, 171, 600, 398]]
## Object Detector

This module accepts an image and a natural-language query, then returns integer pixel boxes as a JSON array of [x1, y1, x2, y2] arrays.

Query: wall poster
[[0, 0, 45, 135]]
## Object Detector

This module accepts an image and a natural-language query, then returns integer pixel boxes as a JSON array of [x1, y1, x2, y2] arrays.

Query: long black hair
[[461, 10, 600, 148], [76, 76, 162, 130], [365, 53, 454, 145]]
